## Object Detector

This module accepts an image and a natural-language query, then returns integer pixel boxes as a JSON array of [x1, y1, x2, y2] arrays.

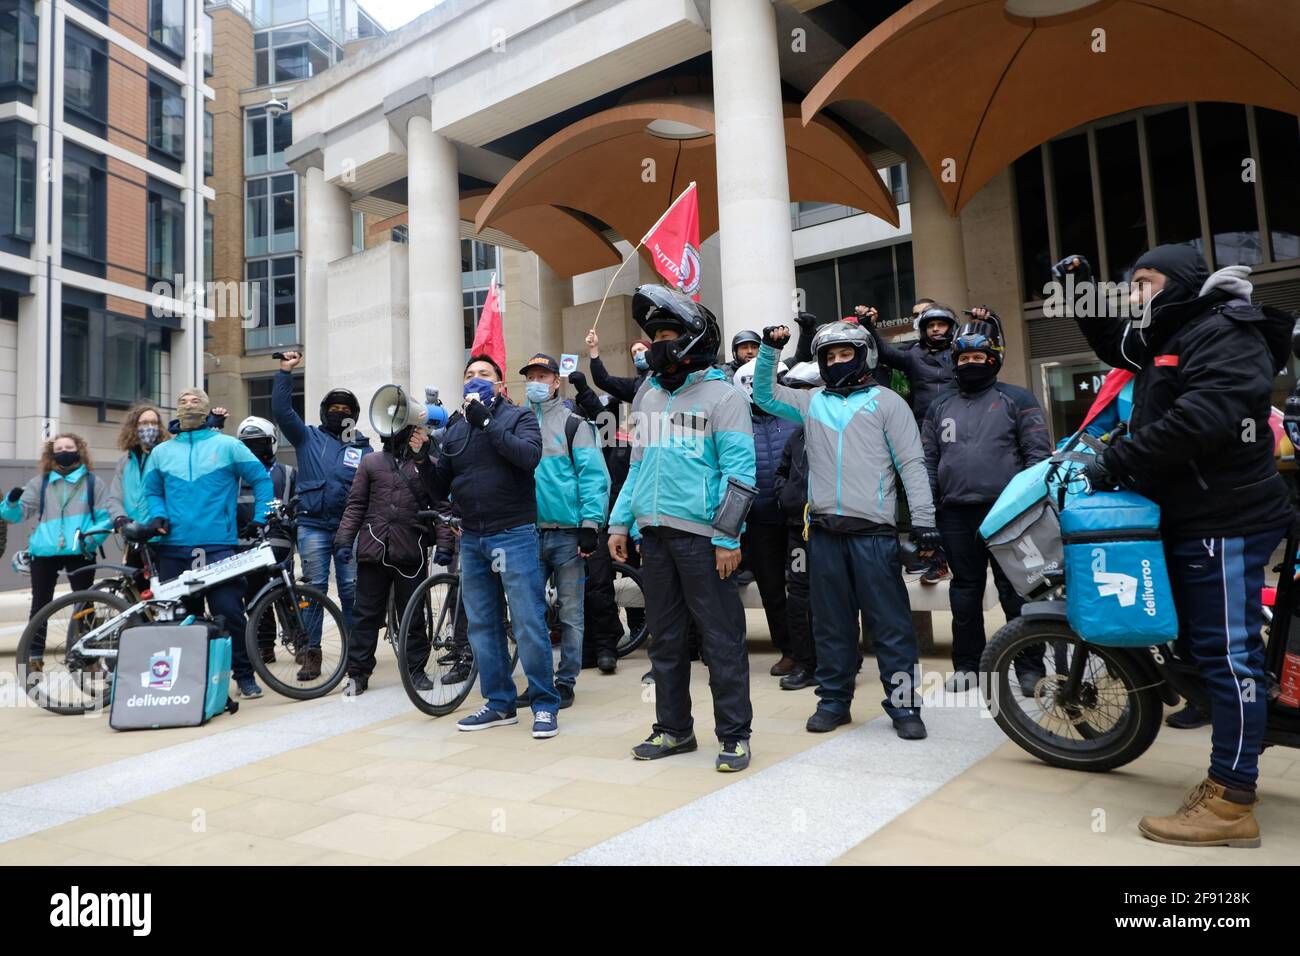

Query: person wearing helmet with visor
[[235, 417, 298, 667], [608, 285, 757, 772], [755, 321, 939, 741], [921, 322, 1050, 694], [727, 329, 762, 375]]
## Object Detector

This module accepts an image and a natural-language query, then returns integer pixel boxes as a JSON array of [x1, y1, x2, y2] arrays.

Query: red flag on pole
[[470, 273, 506, 373], [641, 181, 701, 301]]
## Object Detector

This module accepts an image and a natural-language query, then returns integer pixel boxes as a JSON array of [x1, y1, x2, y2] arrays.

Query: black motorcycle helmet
[[914, 305, 957, 351], [730, 329, 761, 362], [950, 319, 1005, 369], [632, 285, 721, 369], [320, 388, 360, 423]]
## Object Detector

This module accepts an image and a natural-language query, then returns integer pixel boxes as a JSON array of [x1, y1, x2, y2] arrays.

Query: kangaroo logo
[[1094, 569, 1138, 607], [1015, 537, 1044, 569], [142, 647, 182, 691]]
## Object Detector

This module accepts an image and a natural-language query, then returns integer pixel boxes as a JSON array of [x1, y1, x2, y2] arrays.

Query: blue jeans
[[460, 524, 559, 713], [297, 526, 356, 646], [1166, 529, 1284, 790], [156, 546, 253, 681], [540, 529, 586, 689], [809, 529, 921, 719]]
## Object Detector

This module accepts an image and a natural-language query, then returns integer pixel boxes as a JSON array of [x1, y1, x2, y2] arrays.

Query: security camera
[[264, 97, 289, 118]]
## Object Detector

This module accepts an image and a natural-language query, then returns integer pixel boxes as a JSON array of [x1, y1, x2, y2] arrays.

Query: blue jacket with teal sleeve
[[142, 428, 274, 549], [528, 395, 611, 530], [0, 466, 112, 558], [607, 366, 756, 550], [105, 449, 153, 525]]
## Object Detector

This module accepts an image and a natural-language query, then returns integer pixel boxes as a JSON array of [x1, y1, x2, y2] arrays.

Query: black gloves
[[1051, 254, 1093, 284], [146, 516, 170, 536], [6, 486, 22, 504], [912, 526, 942, 554], [567, 370, 589, 393], [1082, 454, 1122, 493], [113, 514, 129, 532], [464, 399, 492, 429], [795, 311, 817, 329], [433, 546, 454, 567], [238, 522, 263, 541], [762, 325, 790, 348], [577, 527, 598, 556]]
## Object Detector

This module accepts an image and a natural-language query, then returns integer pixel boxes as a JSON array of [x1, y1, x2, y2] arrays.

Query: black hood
[[1219, 301, 1293, 375], [1132, 244, 1210, 303]]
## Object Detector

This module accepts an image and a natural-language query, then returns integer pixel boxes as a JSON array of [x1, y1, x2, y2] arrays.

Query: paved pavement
[[1, 604, 1297, 865]]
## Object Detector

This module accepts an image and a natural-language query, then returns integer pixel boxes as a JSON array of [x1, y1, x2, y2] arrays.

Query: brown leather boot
[[296, 648, 322, 681], [770, 655, 797, 677], [1138, 778, 1261, 848]]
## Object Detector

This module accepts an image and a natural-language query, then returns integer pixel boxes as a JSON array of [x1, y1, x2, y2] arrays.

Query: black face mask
[[53, 450, 80, 469], [648, 339, 680, 373], [322, 410, 352, 436], [244, 438, 275, 466], [819, 351, 867, 391], [955, 362, 998, 393]]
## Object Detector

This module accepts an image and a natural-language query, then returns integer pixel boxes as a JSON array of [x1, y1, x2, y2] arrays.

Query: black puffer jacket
[[590, 356, 648, 406], [874, 336, 955, 423], [335, 449, 444, 566], [773, 426, 808, 528], [426, 397, 543, 535], [751, 408, 799, 525], [1081, 269, 1295, 538]]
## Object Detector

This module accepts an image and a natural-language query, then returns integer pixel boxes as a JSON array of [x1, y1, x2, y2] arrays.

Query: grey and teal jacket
[[527, 394, 611, 530], [753, 343, 935, 533], [1, 465, 112, 558], [106, 448, 155, 526], [608, 366, 756, 550]]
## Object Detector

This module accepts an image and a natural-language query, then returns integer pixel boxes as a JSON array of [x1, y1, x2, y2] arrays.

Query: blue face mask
[[525, 382, 552, 404], [464, 377, 496, 406], [633, 352, 649, 372]]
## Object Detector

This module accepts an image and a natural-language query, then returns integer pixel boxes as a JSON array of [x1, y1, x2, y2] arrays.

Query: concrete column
[[710, 0, 797, 344], [301, 164, 353, 406], [406, 116, 464, 401], [904, 145, 970, 312]]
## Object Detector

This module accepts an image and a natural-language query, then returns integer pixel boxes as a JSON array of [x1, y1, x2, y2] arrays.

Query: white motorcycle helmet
[[732, 358, 788, 400], [236, 416, 278, 454]]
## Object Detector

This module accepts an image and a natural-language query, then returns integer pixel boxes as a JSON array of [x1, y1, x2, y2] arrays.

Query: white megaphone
[[368, 384, 428, 438]]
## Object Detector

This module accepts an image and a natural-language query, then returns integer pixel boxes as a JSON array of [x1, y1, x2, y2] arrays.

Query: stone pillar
[[710, 0, 797, 345], [301, 164, 353, 406], [406, 116, 464, 401], [904, 145, 970, 313]]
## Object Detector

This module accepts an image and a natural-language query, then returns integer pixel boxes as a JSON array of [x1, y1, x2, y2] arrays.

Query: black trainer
[[892, 712, 927, 740], [780, 666, 817, 690], [806, 709, 850, 733], [631, 731, 698, 760], [1165, 701, 1211, 729], [597, 651, 617, 675], [558, 684, 575, 710]]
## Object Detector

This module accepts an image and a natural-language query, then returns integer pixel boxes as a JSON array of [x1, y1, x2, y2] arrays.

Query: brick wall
[[106, 158, 148, 291], [107, 44, 150, 161], [109, 0, 149, 49]]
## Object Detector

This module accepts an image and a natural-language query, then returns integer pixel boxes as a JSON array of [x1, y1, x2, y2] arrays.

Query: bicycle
[[14, 500, 345, 715], [395, 513, 650, 716]]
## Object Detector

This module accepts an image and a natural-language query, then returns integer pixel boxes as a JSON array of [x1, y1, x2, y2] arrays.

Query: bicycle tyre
[[16, 588, 132, 716], [397, 572, 477, 717], [612, 561, 650, 657], [245, 583, 349, 700]]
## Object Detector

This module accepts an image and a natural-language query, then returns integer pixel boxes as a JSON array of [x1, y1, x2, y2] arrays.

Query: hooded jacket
[[773, 425, 809, 528], [1, 465, 112, 558], [272, 369, 373, 532], [608, 366, 756, 550], [873, 333, 956, 423], [527, 393, 611, 530], [750, 406, 800, 525], [922, 381, 1051, 507], [142, 428, 274, 549], [426, 394, 543, 535], [754, 343, 935, 533], [1079, 264, 1294, 537], [334, 448, 442, 566], [106, 448, 155, 526]]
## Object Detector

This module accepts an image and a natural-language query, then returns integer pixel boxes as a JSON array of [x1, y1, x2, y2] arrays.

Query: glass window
[[61, 307, 92, 399], [248, 373, 304, 457], [889, 163, 909, 206], [895, 241, 915, 312], [1096, 120, 1147, 279], [245, 108, 292, 175], [63, 26, 107, 128], [255, 49, 269, 86], [1145, 107, 1202, 252], [271, 173, 295, 250], [0, 128, 35, 241], [351, 209, 363, 253], [1257, 108, 1300, 262], [202, 12, 213, 76], [62, 157, 104, 261], [273, 43, 309, 81], [204, 110, 213, 178], [1197, 102, 1261, 267], [244, 256, 298, 349], [148, 190, 184, 283], [245, 175, 295, 256], [1042, 359, 1111, 445], [1048, 133, 1100, 286], [838, 246, 897, 320], [246, 179, 268, 256], [0, 0, 39, 94], [1013, 148, 1050, 301], [794, 258, 838, 322], [204, 208, 213, 282], [149, 0, 185, 56], [61, 307, 168, 406], [148, 73, 186, 159]]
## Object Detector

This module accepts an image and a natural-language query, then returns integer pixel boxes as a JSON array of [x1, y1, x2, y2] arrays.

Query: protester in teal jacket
[[2, 433, 111, 661], [520, 352, 611, 705]]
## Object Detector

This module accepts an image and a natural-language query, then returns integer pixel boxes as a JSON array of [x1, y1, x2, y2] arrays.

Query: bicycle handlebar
[[415, 510, 460, 529]]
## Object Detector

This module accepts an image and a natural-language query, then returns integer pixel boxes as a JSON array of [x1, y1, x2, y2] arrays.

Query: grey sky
[[358, 0, 443, 31]]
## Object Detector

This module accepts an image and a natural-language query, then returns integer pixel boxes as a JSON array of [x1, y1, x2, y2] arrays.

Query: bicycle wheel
[[397, 573, 477, 717], [612, 561, 650, 657], [16, 589, 132, 716], [245, 583, 348, 700]]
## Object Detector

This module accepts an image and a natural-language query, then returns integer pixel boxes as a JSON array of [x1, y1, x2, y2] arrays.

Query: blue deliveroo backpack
[[1059, 489, 1179, 646]]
